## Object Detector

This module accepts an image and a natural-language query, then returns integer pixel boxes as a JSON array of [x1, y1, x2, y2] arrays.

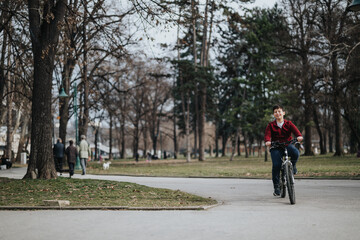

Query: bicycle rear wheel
[[285, 162, 296, 204]]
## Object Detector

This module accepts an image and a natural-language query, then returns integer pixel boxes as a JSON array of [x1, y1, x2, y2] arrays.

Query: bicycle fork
[[283, 148, 295, 183], [282, 149, 289, 184], [281, 149, 293, 185]]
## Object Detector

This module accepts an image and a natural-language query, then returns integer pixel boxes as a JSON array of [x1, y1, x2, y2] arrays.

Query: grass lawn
[[86, 154, 360, 179], [0, 177, 216, 207]]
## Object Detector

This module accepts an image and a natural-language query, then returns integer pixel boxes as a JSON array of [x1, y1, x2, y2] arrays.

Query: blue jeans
[[68, 162, 75, 176], [80, 158, 87, 175], [270, 144, 299, 188]]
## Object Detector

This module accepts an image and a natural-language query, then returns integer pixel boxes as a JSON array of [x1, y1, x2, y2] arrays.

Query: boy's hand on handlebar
[[265, 141, 271, 147], [297, 136, 303, 142]]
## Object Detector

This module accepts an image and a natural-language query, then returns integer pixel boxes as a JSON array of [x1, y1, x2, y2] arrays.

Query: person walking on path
[[78, 135, 91, 175], [65, 140, 78, 178], [146, 152, 152, 162], [53, 138, 65, 174]]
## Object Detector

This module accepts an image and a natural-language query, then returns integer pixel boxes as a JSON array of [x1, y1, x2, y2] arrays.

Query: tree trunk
[[120, 115, 126, 159], [79, 1, 90, 139], [176, 11, 191, 162], [119, 93, 127, 159], [243, 130, 248, 158], [140, 116, 147, 158], [155, 111, 162, 157], [302, 59, 314, 156], [185, 98, 191, 162], [313, 108, 325, 154], [24, 0, 67, 179], [191, 0, 199, 160], [59, 96, 69, 144], [0, 0, 10, 120], [152, 129, 158, 157], [342, 113, 360, 154], [193, 109, 198, 157], [95, 127, 99, 161], [6, 41, 13, 161], [26, 51, 58, 179], [198, 0, 209, 162], [331, 53, 344, 156], [258, 140, 262, 157], [323, 130, 327, 154], [173, 104, 178, 159], [221, 135, 227, 157], [333, 93, 343, 156], [0, 30, 7, 123], [133, 119, 139, 159], [329, 130, 333, 153], [229, 128, 238, 161], [215, 122, 219, 157], [237, 136, 241, 156], [109, 114, 113, 160], [198, 84, 206, 161]]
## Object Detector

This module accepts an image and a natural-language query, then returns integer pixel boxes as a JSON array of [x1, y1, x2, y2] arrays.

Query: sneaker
[[273, 188, 280, 196], [293, 165, 298, 175]]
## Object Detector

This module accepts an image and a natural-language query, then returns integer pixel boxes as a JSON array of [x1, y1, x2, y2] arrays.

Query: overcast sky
[[136, 0, 279, 58], [250, 0, 278, 8]]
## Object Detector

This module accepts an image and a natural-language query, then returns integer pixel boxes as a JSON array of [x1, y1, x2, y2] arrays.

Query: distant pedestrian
[[53, 138, 65, 174], [135, 152, 139, 162], [65, 140, 78, 178], [1, 151, 12, 169], [146, 152, 152, 162], [78, 135, 91, 175]]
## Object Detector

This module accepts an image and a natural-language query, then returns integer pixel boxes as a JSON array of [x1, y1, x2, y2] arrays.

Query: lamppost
[[59, 84, 80, 170], [348, 0, 360, 12]]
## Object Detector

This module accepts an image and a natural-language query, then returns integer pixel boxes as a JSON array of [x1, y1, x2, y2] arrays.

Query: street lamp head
[[348, 0, 360, 12], [58, 87, 68, 98]]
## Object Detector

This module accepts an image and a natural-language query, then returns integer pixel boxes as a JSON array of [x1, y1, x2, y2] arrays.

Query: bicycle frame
[[271, 139, 297, 204]]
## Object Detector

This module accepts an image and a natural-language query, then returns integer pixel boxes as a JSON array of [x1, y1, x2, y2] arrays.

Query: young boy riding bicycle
[[264, 105, 303, 196]]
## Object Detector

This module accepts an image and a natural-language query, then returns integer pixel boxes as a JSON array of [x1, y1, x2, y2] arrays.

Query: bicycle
[[270, 139, 299, 205]]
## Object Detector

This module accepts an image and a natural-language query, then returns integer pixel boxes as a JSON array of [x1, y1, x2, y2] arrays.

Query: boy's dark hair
[[69, 140, 74, 145], [273, 105, 283, 112]]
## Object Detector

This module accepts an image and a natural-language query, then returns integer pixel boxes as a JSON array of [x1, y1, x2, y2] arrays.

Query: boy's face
[[273, 108, 285, 121]]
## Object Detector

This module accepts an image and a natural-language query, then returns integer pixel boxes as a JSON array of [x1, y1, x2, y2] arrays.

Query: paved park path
[[1, 167, 359, 240]]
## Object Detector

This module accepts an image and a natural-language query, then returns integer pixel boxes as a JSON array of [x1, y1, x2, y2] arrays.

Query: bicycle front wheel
[[285, 162, 296, 204], [280, 168, 286, 198]]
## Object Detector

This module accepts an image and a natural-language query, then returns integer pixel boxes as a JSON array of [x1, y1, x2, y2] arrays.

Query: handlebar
[[270, 139, 299, 149]]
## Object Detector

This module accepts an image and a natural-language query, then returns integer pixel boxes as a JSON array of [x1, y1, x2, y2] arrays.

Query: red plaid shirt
[[264, 119, 302, 143]]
